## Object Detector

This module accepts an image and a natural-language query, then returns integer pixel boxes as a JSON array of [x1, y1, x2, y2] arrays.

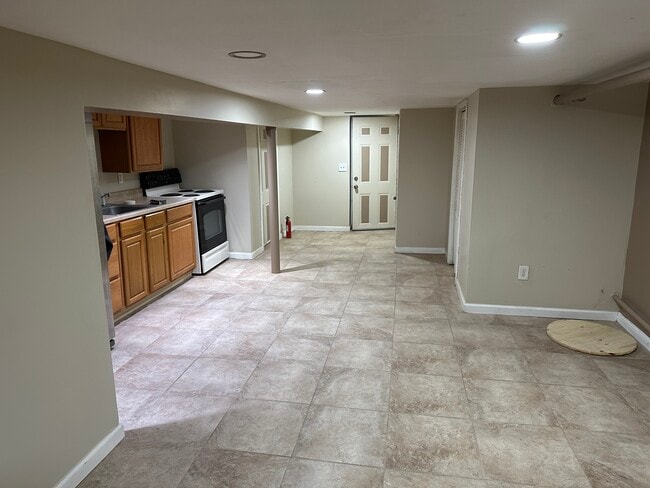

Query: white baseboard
[[454, 278, 619, 321], [395, 246, 446, 254], [54, 424, 124, 488], [293, 225, 350, 232], [617, 313, 650, 351], [230, 246, 264, 260]]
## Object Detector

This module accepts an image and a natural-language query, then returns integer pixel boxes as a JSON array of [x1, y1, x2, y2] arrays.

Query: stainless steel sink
[[102, 205, 152, 215]]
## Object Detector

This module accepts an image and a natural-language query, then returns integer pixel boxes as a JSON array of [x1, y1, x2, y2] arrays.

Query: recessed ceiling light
[[515, 32, 562, 44], [228, 50, 267, 59], [305, 88, 326, 95], [344, 111, 357, 114]]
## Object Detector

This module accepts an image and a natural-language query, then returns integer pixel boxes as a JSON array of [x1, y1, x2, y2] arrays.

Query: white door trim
[[447, 100, 468, 268]]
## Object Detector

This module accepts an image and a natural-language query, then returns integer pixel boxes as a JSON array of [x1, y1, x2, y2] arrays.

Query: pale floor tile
[[336, 315, 394, 341], [264, 334, 333, 366], [540, 384, 646, 435], [242, 359, 322, 403], [464, 378, 557, 426], [282, 313, 341, 336], [114, 353, 195, 391], [169, 357, 257, 396], [208, 399, 308, 456], [564, 429, 650, 488], [392, 343, 462, 377], [313, 367, 391, 411], [295, 405, 388, 467], [326, 338, 392, 371], [390, 372, 470, 418], [143, 327, 221, 356], [458, 347, 535, 382], [281, 459, 383, 488], [177, 449, 289, 488], [393, 320, 454, 345], [473, 422, 590, 486], [201, 331, 276, 360], [386, 413, 483, 478]]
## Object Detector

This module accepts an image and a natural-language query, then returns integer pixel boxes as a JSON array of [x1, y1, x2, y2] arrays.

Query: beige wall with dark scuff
[[623, 84, 650, 322], [396, 107, 455, 249], [461, 85, 647, 310], [292, 117, 351, 227], [0, 27, 319, 488]]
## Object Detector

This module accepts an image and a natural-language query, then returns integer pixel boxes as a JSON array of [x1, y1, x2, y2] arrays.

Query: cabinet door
[[106, 223, 124, 313], [168, 217, 196, 280], [110, 277, 125, 314], [146, 226, 170, 292], [121, 233, 149, 306], [129, 116, 162, 172], [101, 113, 127, 130]]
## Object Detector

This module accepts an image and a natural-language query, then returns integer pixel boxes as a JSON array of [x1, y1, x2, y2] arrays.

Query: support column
[[265, 126, 281, 273]]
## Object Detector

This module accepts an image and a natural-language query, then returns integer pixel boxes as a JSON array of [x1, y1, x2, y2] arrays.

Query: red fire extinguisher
[[285, 216, 292, 238]]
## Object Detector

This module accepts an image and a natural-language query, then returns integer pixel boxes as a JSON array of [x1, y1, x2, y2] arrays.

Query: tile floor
[[82, 230, 650, 488]]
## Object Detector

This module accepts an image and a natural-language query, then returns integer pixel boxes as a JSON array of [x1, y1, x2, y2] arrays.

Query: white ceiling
[[1, 0, 649, 116]]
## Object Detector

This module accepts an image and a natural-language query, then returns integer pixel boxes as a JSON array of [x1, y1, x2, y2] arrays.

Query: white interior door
[[258, 127, 270, 246], [447, 102, 468, 267], [351, 116, 398, 230]]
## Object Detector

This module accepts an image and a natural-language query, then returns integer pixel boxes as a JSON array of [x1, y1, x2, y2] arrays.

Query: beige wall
[[396, 108, 455, 249], [172, 121, 257, 253], [0, 27, 319, 488], [292, 117, 350, 227], [460, 85, 647, 310], [623, 84, 650, 322]]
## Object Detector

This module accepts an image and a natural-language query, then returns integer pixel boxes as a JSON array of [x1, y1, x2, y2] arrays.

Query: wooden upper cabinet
[[92, 112, 127, 130], [98, 115, 163, 173], [130, 116, 163, 172]]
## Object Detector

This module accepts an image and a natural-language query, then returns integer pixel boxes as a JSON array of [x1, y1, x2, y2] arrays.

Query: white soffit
[[0, 0, 649, 115]]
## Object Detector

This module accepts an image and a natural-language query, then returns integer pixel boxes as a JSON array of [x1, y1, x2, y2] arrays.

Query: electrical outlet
[[518, 265, 529, 281], [117, 172, 124, 184], [338, 162, 348, 172]]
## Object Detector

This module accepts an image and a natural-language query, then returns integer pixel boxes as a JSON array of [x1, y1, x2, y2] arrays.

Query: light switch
[[338, 162, 348, 172]]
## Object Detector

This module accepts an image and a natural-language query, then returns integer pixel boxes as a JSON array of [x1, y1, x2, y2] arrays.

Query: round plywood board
[[547, 320, 637, 356]]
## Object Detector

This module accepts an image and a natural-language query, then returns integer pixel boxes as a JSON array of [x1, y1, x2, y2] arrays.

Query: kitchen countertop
[[102, 198, 192, 224]]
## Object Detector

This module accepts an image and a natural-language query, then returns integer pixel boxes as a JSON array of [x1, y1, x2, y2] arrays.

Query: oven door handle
[[196, 195, 225, 206]]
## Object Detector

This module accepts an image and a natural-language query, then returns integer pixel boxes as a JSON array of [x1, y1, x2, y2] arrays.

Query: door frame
[[348, 114, 400, 231], [447, 100, 468, 270]]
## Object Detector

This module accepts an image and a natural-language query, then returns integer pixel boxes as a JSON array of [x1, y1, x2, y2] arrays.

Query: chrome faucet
[[100, 193, 111, 206]]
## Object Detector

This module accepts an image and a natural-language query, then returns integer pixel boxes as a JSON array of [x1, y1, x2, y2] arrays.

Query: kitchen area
[[91, 111, 280, 345]]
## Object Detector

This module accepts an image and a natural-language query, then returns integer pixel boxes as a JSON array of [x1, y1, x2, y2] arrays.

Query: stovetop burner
[[184, 193, 200, 197], [179, 190, 196, 193], [194, 190, 214, 193], [161, 193, 182, 196]]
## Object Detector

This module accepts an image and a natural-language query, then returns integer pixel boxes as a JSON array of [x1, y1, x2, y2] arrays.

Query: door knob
[[354, 176, 358, 182], [353, 184, 359, 193]]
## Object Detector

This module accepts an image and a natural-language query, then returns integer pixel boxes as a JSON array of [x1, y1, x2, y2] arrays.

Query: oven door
[[195, 195, 227, 253]]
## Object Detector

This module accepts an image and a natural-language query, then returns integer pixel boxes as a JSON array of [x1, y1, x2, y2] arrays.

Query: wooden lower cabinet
[[120, 223, 149, 307], [168, 216, 196, 280], [146, 225, 170, 292], [108, 204, 196, 316], [106, 223, 124, 314]]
